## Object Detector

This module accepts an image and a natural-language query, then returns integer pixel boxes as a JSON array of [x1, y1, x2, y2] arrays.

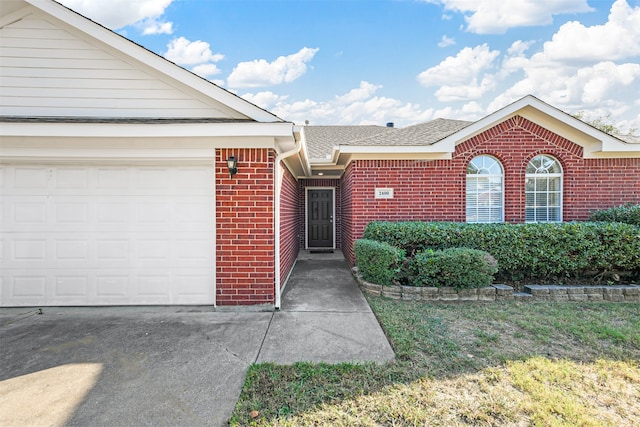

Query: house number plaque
[[375, 188, 394, 199]]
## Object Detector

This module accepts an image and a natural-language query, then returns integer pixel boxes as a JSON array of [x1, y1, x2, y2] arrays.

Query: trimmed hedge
[[412, 248, 498, 289], [363, 221, 640, 282], [354, 239, 405, 286], [589, 203, 640, 226]]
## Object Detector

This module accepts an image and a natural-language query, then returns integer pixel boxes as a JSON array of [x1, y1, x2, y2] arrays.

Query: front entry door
[[307, 189, 334, 248]]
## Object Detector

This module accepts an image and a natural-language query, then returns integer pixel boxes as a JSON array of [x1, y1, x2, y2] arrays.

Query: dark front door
[[307, 189, 334, 248]]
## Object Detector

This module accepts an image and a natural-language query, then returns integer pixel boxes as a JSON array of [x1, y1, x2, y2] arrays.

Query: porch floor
[[297, 249, 346, 261]]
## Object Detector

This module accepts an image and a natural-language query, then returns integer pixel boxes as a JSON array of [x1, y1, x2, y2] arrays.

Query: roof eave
[[0, 120, 295, 139]]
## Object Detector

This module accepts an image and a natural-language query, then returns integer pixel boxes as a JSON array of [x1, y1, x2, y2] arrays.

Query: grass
[[230, 300, 640, 426]]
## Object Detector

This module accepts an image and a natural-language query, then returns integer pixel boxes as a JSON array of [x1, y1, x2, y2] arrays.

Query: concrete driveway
[[0, 257, 394, 426], [0, 307, 272, 427]]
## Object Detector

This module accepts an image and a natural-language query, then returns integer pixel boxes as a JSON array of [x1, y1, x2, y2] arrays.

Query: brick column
[[215, 148, 275, 305]]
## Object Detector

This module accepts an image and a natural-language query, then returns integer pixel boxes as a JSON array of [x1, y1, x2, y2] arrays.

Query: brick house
[[1, 0, 639, 308], [301, 97, 640, 268]]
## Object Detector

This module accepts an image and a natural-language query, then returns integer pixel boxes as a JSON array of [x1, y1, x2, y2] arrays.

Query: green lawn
[[230, 300, 640, 426]]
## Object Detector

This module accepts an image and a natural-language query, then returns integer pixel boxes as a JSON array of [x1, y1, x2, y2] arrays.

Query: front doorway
[[306, 188, 334, 248]]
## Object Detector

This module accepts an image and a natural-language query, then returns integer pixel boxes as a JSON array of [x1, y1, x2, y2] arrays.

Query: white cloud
[[435, 75, 496, 102], [417, 44, 500, 87], [192, 63, 222, 78], [59, 0, 174, 30], [488, 60, 640, 128], [243, 82, 436, 126], [424, 0, 593, 34], [335, 81, 382, 104], [437, 35, 456, 48], [486, 0, 640, 133], [535, 0, 640, 63], [165, 37, 224, 66], [226, 47, 319, 88], [500, 40, 535, 76], [240, 91, 289, 109], [140, 17, 173, 35], [417, 44, 500, 101]]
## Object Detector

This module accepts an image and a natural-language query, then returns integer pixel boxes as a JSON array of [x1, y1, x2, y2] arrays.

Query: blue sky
[[61, 0, 640, 132]]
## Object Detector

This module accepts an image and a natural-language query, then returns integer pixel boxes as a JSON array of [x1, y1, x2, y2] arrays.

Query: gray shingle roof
[[303, 119, 472, 160], [617, 134, 640, 144], [303, 125, 394, 159], [345, 118, 472, 146]]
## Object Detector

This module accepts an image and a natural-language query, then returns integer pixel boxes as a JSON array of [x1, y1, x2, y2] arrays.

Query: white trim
[[334, 142, 455, 158], [466, 155, 504, 223], [304, 187, 336, 250], [0, 121, 295, 139], [274, 133, 302, 310], [525, 154, 563, 223]]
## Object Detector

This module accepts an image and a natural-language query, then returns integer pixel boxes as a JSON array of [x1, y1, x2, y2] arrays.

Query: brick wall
[[216, 148, 275, 305], [341, 164, 355, 264], [341, 116, 640, 265], [279, 164, 299, 287]]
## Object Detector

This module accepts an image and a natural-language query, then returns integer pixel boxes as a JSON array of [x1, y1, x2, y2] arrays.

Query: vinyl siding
[[0, 13, 236, 118]]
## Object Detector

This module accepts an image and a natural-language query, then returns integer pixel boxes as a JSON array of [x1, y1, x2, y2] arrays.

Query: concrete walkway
[[258, 255, 395, 364], [0, 253, 394, 426]]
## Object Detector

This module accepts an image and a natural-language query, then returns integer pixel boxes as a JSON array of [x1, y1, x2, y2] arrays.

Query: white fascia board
[[0, 121, 295, 139], [601, 138, 640, 152], [0, 147, 217, 164], [323, 143, 454, 166], [24, 0, 282, 123], [337, 141, 455, 154]]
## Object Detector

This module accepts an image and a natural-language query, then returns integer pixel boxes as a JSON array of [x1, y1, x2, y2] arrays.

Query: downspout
[[274, 125, 304, 309]]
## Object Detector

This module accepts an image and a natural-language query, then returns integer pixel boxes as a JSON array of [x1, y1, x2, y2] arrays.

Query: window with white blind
[[466, 155, 504, 223], [525, 154, 562, 222]]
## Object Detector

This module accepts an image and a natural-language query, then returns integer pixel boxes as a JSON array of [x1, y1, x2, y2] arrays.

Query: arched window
[[525, 154, 562, 222], [466, 155, 504, 223]]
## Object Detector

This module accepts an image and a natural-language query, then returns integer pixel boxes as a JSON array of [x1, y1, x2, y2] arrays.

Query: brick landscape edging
[[352, 268, 640, 302]]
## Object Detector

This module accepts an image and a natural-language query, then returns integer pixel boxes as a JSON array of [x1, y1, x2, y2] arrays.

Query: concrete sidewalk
[[0, 255, 394, 426], [258, 257, 395, 364]]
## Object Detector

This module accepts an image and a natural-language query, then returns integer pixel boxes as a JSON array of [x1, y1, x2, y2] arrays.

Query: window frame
[[525, 154, 563, 223], [466, 155, 505, 223]]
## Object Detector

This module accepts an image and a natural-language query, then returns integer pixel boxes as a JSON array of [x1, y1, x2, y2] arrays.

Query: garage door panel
[[13, 167, 50, 190], [1, 164, 216, 306], [4, 232, 215, 269], [13, 199, 48, 225], [96, 275, 129, 298], [2, 268, 216, 305], [54, 168, 90, 190], [55, 201, 90, 224], [174, 274, 216, 304]]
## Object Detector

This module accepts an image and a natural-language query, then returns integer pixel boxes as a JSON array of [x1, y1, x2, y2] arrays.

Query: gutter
[[274, 125, 305, 309]]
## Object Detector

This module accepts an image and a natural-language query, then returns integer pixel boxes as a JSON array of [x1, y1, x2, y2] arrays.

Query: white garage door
[[0, 164, 216, 306]]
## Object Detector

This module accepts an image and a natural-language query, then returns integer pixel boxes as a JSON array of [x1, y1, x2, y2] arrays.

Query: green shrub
[[363, 221, 640, 283], [589, 203, 640, 226], [354, 239, 405, 286], [413, 248, 498, 289]]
